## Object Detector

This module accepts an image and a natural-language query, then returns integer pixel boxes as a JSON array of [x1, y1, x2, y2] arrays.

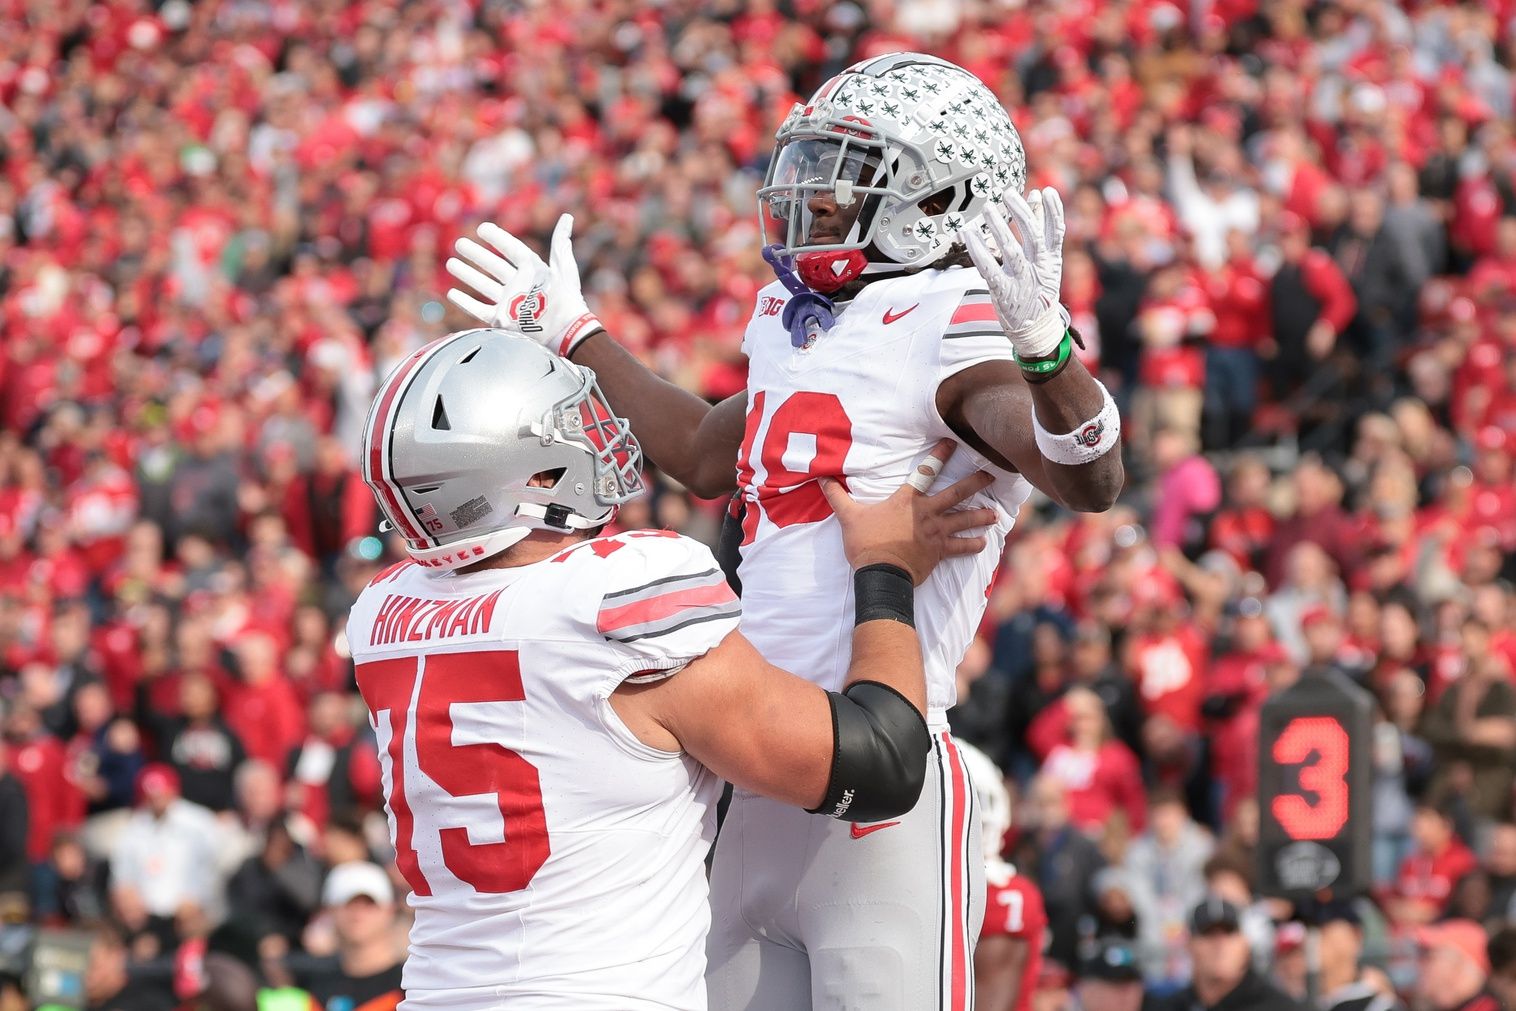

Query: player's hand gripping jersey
[[737, 266, 1031, 717], [346, 530, 738, 1010]]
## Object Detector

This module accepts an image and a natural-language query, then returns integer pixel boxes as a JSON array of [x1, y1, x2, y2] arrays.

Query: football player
[[446, 52, 1123, 1010], [959, 740, 1047, 1011], [347, 327, 996, 1010]]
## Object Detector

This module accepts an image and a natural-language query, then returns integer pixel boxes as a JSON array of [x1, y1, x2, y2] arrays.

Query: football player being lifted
[[448, 53, 1122, 1011], [348, 327, 996, 1010]]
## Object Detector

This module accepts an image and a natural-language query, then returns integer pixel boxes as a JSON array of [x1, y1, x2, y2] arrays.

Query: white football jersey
[[738, 266, 1031, 717], [345, 531, 739, 1009]]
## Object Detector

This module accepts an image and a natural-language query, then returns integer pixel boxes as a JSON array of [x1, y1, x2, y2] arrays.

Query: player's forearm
[[1024, 358, 1124, 512], [845, 618, 927, 715], [802, 564, 930, 821], [569, 331, 739, 497]]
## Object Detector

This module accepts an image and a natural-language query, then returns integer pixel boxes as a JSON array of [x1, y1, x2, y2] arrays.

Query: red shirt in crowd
[[1395, 837, 1478, 919], [1205, 644, 1283, 818], [1041, 741, 1148, 835], [1204, 256, 1270, 350], [1131, 625, 1209, 734], [1209, 504, 1276, 570], [1290, 249, 1360, 338], [11, 734, 83, 861], [225, 676, 306, 769]]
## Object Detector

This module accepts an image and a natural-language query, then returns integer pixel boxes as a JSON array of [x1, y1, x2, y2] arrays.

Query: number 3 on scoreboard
[[356, 649, 550, 895], [1270, 716, 1350, 841]]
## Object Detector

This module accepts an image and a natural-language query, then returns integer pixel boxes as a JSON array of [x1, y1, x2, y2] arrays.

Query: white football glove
[[960, 187, 1068, 360], [446, 213, 603, 358]]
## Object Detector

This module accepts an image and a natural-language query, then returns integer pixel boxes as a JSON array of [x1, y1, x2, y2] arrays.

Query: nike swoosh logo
[[850, 820, 901, 839], [882, 304, 919, 325]]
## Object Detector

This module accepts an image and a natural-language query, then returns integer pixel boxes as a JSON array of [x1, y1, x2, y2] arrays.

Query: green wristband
[[1014, 329, 1073, 381]]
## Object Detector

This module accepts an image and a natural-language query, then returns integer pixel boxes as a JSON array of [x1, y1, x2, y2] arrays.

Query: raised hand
[[445, 213, 604, 357], [820, 439, 997, 585], [959, 186, 1068, 360]]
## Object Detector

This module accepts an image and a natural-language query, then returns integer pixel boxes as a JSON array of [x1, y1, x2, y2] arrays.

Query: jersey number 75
[[356, 650, 550, 895]]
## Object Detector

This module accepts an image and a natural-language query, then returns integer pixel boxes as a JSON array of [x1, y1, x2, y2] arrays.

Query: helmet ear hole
[[527, 468, 566, 490], [917, 190, 953, 216]]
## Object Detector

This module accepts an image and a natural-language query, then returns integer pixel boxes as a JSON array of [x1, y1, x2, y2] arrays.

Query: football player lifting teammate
[[348, 326, 994, 1010], [448, 52, 1123, 1010]]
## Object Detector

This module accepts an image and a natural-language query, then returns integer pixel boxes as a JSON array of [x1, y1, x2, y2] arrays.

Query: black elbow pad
[[809, 681, 930, 822]]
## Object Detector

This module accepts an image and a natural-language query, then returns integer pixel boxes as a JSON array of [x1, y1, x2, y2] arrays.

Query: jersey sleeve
[[935, 286, 1017, 383], [592, 533, 742, 684]]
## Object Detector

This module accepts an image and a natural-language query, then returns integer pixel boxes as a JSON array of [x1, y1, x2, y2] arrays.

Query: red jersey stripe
[[597, 580, 737, 635], [943, 732, 970, 1010], [949, 301, 997, 325]]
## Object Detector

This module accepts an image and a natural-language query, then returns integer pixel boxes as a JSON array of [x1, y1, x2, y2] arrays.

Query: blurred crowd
[[0, 0, 1514, 1008]]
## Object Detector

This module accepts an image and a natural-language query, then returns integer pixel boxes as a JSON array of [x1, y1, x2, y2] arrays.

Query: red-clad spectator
[[4, 700, 83, 862], [1202, 603, 1281, 808], [26, 522, 91, 603], [1263, 457, 1362, 591], [1389, 804, 1479, 926], [1266, 129, 1333, 230], [1467, 221, 1516, 300], [1136, 263, 1212, 441], [1201, 230, 1270, 448], [1451, 166, 1505, 263], [1040, 687, 1147, 837], [285, 692, 376, 832], [1266, 213, 1357, 399], [1130, 604, 1208, 738], [1468, 428, 1516, 550], [281, 436, 376, 569], [65, 453, 138, 577], [224, 633, 305, 770], [1208, 457, 1275, 573]]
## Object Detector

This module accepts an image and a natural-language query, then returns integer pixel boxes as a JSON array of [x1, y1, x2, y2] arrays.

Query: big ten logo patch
[[759, 296, 786, 318]]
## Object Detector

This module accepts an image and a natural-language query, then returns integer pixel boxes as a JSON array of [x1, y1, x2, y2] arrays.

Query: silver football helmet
[[360, 328, 644, 570], [956, 739, 1012, 866], [757, 53, 1027, 284]]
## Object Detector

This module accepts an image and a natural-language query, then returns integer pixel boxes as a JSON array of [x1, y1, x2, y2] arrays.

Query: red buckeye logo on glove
[[510, 288, 548, 333]]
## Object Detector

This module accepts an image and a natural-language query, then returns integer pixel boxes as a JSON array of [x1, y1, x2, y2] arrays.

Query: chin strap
[[762, 244, 838, 348], [515, 502, 611, 531]]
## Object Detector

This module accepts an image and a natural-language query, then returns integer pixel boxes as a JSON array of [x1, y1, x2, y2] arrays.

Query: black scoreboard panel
[[1256, 669, 1375, 900]]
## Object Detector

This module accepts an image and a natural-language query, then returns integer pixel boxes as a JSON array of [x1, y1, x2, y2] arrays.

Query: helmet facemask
[[760, 132, 890, 256], [525, 364, 645, 522]]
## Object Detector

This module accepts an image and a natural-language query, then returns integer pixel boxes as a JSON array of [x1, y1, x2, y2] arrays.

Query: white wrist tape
[[1006, 304, 1069, 359], [1033, 380, 1121, 466]]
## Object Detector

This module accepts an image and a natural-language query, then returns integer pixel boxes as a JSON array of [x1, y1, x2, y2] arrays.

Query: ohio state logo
[[510, 287, 548, 333], [1076, 420, 1105, 447]]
